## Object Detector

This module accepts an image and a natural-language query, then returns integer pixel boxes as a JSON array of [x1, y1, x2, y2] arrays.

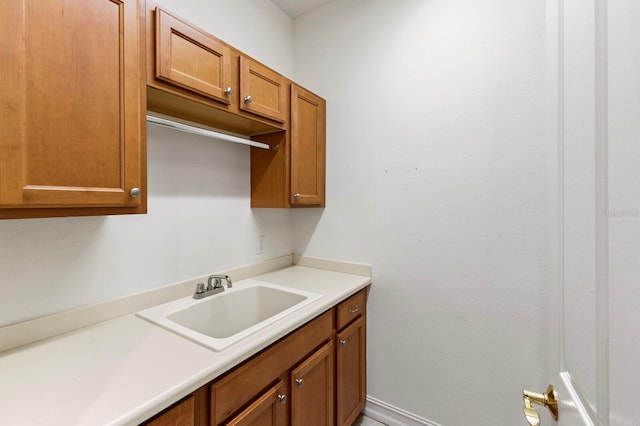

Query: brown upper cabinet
[[0, 0, 146, 219], [145, 2, 326, 209], [290, 84, 326, 207], [145, 2, 286, 136], [240, 56, 287, 123], [250, 85, 326, 208], [155, 8, 232, 105]]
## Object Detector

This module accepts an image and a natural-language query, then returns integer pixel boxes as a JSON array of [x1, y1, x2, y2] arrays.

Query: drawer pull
[[339, 339, 347, 346], [348, 305, 360, 313], [295, 378, 304, 386], [277, 394, 287, 404]]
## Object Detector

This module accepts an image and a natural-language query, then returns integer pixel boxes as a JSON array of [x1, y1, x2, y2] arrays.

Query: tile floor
[[354, 414, 387, 426]]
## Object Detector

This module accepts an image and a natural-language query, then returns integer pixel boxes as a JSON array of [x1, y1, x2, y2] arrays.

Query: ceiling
[[270, 0, 333, 18]]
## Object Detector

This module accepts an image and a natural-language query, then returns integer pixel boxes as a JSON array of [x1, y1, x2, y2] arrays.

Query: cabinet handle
[[224, 86, 233, 95], [277, 394, 287, 404], [244, 95, 252, 103], [293, 193, 301, 200], [339, 339, 347, 346], [348, 305, 360, 313], [295, 378, 304, 386], [129, 187, 141, 198]]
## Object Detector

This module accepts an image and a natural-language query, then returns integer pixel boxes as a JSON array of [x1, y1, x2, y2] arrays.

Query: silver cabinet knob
[[293, 193, 301, 200], [224, 86, 233, 95], [244, 95, 252, 103], [277, 394, 287, 404], [295, 378, 304, 386], [339, 339, 347, 346], [130, 187, 141, 198]]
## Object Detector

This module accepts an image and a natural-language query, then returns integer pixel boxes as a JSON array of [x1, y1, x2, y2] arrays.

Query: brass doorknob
[[522, 385, 558, 425]]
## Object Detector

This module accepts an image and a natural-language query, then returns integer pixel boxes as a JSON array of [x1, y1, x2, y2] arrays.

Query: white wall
[[0, 0, 294, 327], [292, 1, 553, 424]]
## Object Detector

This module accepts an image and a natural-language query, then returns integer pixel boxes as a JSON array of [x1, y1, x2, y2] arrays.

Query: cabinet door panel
[[225, 381, 286, 426], [155, 8, 231, 104], [0, 0, 144, 210], [146, 395, 195, 426], [291, 341, 334, 426], [240, 56, 287, 123], [336, 316, 366, 426], [143, 387, 208, 426], [290, 85, 326, 206]]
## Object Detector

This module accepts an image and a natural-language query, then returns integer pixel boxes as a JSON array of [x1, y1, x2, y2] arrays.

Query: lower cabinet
[[144, 387, 208, 426], [143, 288, 367, 426], [336, 317, 366, 426], [291, 341, 334, 426], [225, 381, 287, 426]]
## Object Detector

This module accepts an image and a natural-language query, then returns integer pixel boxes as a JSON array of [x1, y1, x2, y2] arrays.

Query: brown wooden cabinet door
[[145, 395, 196, 426], [291, 341, 334, 426], [225, 381, 287, 426], [336, 316, 366, 426], [143, 387, 208, 426], [290, 84, 326, 207], [155, 7, 232, 105], [0, 0, 145, 216], [240, 56, 287, 123]]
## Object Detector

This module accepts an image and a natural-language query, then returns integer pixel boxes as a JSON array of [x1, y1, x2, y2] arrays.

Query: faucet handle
[[195, 283, 205, 294], [208, 274, 232, 289], [206, 276, 221, 291]]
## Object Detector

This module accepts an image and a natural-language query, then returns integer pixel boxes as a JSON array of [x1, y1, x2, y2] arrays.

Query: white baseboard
[[363, 396, 445, 426]]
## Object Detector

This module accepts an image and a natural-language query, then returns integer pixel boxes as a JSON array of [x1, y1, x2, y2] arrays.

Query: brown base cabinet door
[[225, 381, 287, 426], [143, 387, 208, 426], [291, 341, 334, 426], [336, 316, 366, 426]]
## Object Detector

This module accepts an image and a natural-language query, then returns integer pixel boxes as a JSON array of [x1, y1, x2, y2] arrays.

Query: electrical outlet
[[256, 234, 265, 255]]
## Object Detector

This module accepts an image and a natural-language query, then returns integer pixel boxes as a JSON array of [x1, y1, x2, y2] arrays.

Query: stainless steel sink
[[136, 280, 322, 351]]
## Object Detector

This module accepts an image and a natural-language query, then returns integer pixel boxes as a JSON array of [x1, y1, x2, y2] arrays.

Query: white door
[[534, 1, 640, 425]]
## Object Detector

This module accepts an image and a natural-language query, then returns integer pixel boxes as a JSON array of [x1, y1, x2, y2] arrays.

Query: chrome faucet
[[193, 275, 233, 299]]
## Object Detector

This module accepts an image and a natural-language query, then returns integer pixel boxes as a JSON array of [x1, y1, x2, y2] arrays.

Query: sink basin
[[136, 280, 322, 351]]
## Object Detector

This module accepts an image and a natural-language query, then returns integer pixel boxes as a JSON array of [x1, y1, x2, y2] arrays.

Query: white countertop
[[0, 263, 370, 425]]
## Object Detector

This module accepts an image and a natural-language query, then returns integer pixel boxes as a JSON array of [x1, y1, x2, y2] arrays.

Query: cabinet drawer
[[211, 310, 333, 425], [336, 289, 366, 330]]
